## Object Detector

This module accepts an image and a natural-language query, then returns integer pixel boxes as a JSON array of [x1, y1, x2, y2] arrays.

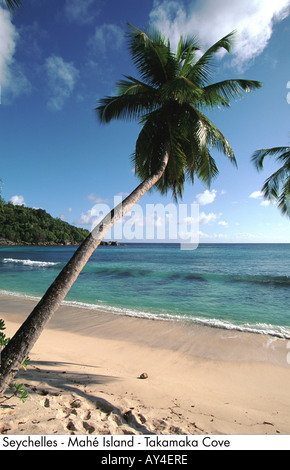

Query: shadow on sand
[[11, 359, 154, 435]]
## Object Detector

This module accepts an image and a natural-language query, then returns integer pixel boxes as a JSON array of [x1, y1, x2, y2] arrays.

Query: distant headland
[[0, 202, 119, 247]]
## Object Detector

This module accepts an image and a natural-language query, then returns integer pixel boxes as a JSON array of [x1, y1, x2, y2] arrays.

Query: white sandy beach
[[0, 293, 290, 436]]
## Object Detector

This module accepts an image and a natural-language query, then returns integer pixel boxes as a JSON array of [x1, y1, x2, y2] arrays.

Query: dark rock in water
[[100, 241, 120, 246]]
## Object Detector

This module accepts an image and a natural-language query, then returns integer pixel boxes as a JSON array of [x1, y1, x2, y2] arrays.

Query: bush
[[0, 319, 29, 404]]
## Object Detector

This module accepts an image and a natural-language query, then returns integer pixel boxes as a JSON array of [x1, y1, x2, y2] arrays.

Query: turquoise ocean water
[[0, 243, 289, 338]]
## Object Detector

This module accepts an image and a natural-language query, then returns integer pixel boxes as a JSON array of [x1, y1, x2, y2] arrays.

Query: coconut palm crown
[[97, 24, 262, 200], [252, 145, 290, 217]]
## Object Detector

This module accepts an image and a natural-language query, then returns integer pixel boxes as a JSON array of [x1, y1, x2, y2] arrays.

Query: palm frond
[[96, 88, 160, 123], [184, 105, 236, 163], [133, 108, 188, 200], [96, 24, 261, 200], [202, 79, 262, 108], [197, 150, 219, 186], [126, 23, 176, 87], [176, 35, 200, 66], [252, 146, 290, 217], [2, 0, 21, 11], [190, 31, 236, 85], [261, 165, 288, 198], [276, 176, 290, 216], [117, 76, 156, 95], [133, 108, 169, 177], [252, 146, 290, 170], [160, 76, 202, 105]]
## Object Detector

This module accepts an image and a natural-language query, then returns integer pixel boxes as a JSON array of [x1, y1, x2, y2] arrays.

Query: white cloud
[[0, 7, 17, 87], [196, 189, 217, 206], [9, 195, 26, 206], [249, 190, 264, 199], [218, 220, 229, 226], [0, 7, 30, 102], [199, 211, 217, 225], [249, 190, 274, 207], [150, 0, 290, 70], [76, 200, 111, 227], [88, 24, 124, 54], [86, 193, 110, 204], [44, 55, 79, 111], [117, 192, 130, 199], [76, 209, 100, 227], [64, 0, 98, 24], [199, 230, 229, 241], [17, 21, 47, 61], [260, 200, 271, 206]]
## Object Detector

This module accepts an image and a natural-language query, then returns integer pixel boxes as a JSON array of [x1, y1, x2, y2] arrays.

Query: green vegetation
[[0, 319, 29, 404], [97, 25, 262, 200], [1, 0, 21, 12], [0, 201, 89, 245], [252, 145, 290, 217]]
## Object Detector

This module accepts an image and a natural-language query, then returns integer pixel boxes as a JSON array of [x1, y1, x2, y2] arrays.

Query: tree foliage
[[252, 146, 290, 217], [97, 24, 262, 200], [0, 319, 29, 404], [1, 0, 21, 12], [0, 201, 89, 244]]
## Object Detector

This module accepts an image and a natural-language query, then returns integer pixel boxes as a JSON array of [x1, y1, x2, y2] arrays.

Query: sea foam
[[2, 258, 58, 267], [1, 289, 289, 340]]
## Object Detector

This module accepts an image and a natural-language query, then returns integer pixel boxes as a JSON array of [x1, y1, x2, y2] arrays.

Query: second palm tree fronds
[[252, 145, 290, 217], [0, 25, 262, 394]]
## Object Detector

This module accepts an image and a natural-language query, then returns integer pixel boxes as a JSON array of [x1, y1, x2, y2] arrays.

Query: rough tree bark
[[0, 151, 169, 394]]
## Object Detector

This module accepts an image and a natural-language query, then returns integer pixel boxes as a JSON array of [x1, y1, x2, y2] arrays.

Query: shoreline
[[0, 240, 119, 247], [1, 288, 290, 342], [1, 293, 290, 435]]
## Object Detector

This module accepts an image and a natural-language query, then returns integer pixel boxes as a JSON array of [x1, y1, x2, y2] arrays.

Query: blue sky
[[0, 0, 290, 243]]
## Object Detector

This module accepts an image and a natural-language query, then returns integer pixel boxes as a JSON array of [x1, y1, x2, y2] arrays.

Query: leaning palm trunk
[[0, 24, 262, 394], [0, 151, 169, 394]]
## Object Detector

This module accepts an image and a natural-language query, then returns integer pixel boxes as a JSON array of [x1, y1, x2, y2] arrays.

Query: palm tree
[[1, 0, 21, 11], [0, 25, 262, 394], [252, 145, 290, 217]]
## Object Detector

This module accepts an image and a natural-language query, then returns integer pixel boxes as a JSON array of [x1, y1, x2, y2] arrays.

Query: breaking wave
[[1, 289, 290, 340], [2, 258, 59, 268]]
